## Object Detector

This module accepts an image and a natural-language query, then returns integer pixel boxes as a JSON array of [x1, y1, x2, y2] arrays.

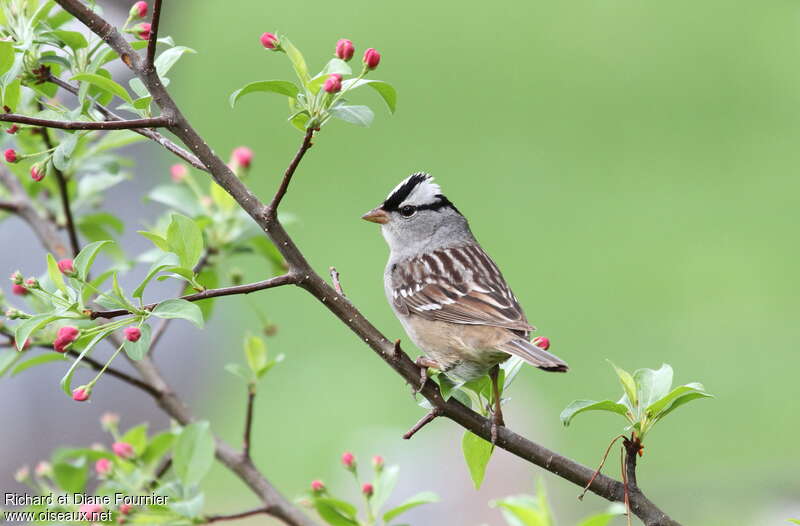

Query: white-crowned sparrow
[[362, 172, 568, 437]]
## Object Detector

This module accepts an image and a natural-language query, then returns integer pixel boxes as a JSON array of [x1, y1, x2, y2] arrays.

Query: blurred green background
[[159, 0, 800, 524]]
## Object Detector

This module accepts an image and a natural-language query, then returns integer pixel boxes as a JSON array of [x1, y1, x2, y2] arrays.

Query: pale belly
[[397, 314, 510, 382]]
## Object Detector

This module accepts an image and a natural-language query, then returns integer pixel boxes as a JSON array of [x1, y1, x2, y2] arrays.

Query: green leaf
[[0, 349, 20, 378], [14, 313, 59, 352], [52, 132, 78, 171], [166, 213, 204, 269], [646, 382, 711, 418], [73, 240, 111, 281], [373, 463, 399, 511], [462, 431, 493, 489], [147, 184, 204, 216], [329, 105, 374, 127], [634, 364, 673, 414], [0, 41, 15, 78], [123, 323, 151, 361], [47, 252, 68, 294], [313, 499, 359, 526], [383, 492, 439, 523], [654, 391, 713, 421], [576, 504, 626, 526], [314, 498, 357, 519], [11, 352, 68, 376], [71, 73, 133, 103], [283, 38, 310, 84], [53, 461, 87, 493], [48, 29, 88, 50], [224, 362, 251, 381], [229, 80, 300, 108], [341, 79, 397, 113], [138, 231, 171, 252], [154, 46, 195, 77], [173, 421, 215, 487], [492, 495, 552, 526], [244, 335, 268, 378], [133, 253, 179, 299], [60, 327, 115, 395], [608, 361, 637, 408], [151, 298, 204, 328], [121, 423, 149, 455], [788, 520, 800, 525], [140, 430, 176, 466], [560, 400, 630, 427]]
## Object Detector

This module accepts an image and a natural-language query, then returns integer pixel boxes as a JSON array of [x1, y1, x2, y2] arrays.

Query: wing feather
[[391, 244, 534, 332]]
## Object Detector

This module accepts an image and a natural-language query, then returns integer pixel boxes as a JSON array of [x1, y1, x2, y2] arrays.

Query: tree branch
[[0, 166, 69, 257], [0, 113, 170, 130], [90, 273, 296, 319], [243, 385, 255, 459], [38, 124, 80, 257], [45, 2, 682, 524], [204, 507, 269, 523], [266, 128, 315, 218], [146, 0, 163, 68], [46, 75, 207, 172]]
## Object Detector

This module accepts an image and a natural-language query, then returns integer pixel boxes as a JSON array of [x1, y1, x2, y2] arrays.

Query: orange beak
[[361, 207, 389, 224]]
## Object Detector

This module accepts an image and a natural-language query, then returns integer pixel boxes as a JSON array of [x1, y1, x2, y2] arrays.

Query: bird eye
[[399, 205, 416, 217]]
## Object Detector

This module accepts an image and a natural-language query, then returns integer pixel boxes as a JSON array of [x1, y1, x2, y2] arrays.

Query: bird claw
[[412, 357, 439, 395]]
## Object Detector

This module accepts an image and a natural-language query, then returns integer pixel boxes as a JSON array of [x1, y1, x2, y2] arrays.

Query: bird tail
[[496, 338, 569, 372]]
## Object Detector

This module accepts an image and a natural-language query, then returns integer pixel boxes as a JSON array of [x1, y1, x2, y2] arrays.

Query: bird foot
[[412, 357, 440, 394]]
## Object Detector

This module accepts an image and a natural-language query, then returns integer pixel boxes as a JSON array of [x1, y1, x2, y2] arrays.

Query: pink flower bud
[[362, 482, 374, 497], [310, 479, 325, 493], [124, 326, 142, 342], [101, 412, 120, 430], [363, 48, 381, 70], [119, 504, 132, 515], [170, 163, 187, 182], [10, 270, 23, 285], [260, 32, 279, 50], [130, 1, 147, 18], [80, 504, 103, 521], [372, 455, 384, 471], [5, 148, 18, 163], [14, 466, 30, 482], [133, 22, 151, 40], [95, 458, 112, 476], [323, 74, 342, 94], [335, 39, 354, 61], [231, 146, 253, 169], [341, 452, 356, 470], [112, 442, 135, 459], [6, 125, 18, 134], [72, 386, 90, 402], [532, 336, 550, 350], [57, 258, 75, 275], [53, 326, 79, 353], [24, 278, 39, 289], [34, 461, 52, 478], [30, 165, 45, 182], [11, 283, 28, 296]]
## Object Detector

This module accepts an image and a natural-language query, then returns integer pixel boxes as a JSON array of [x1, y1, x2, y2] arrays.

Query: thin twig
[[39, 124, 80, 256], [47, 75, 207, 171], [90, 273, 296, 319], [402, 408, 442, 440], [204, 507, 270, 523], [145, 0, 163, 68], [579, 434, 627, 500], [242, 385, 255, 458], [0, 113, 171, 130], [62, 349, 160, 396], [265, 128, 314, 218]]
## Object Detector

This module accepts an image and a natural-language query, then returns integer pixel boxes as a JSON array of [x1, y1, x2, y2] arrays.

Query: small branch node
[[402, 407, 442, 440]]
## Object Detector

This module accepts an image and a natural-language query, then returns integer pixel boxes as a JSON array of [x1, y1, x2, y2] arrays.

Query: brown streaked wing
[[390, 244, 534, 332]]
